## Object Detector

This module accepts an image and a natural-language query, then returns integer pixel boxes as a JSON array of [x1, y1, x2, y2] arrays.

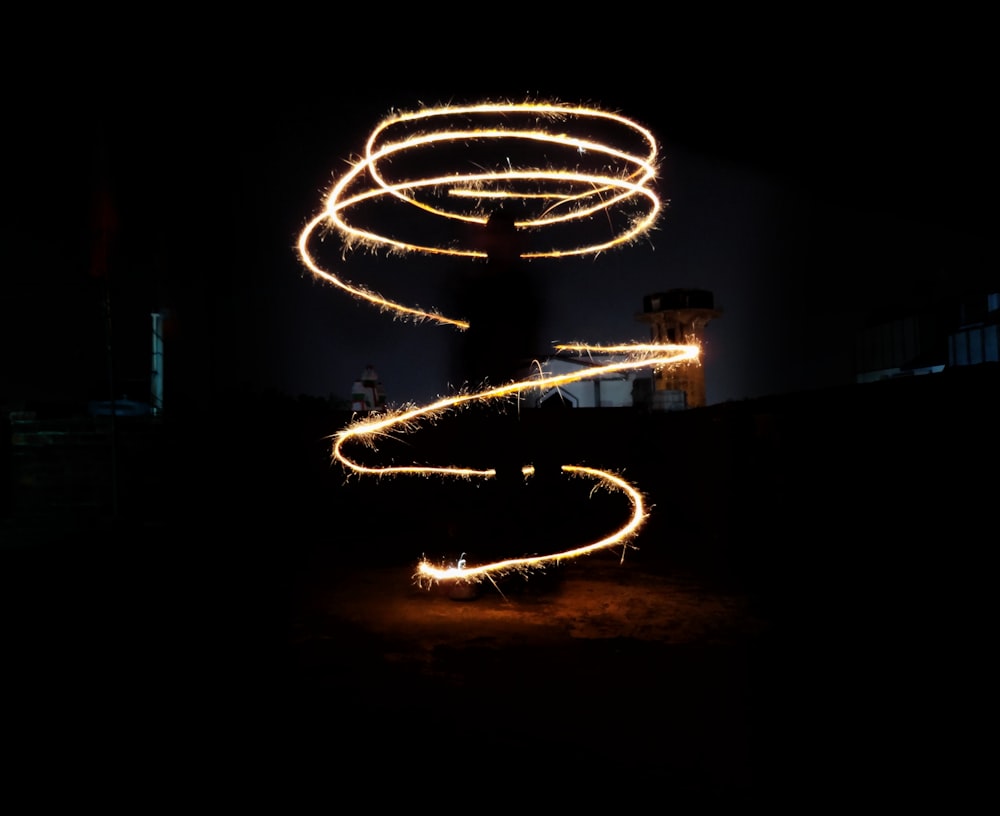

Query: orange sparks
[[297, 99, 697, 584]]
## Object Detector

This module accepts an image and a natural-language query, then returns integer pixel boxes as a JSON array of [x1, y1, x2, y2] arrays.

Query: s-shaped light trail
[[297, 100, 699, 584]]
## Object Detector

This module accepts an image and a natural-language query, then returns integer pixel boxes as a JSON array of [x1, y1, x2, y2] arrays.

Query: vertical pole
[[151, 311, 164, 417], [104, 280, 119, 518]]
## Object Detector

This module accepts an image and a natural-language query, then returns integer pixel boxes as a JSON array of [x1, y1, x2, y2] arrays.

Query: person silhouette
[[452, 209, 540, 391], [447, 210, 545, 550]]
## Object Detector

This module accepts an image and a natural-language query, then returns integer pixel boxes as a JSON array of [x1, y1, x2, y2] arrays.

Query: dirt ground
[[293, 557, 762, 651], [277, 546, 774, 797]]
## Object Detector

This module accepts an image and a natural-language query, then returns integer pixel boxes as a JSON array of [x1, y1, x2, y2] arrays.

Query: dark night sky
[[4, 20, 997, 414]]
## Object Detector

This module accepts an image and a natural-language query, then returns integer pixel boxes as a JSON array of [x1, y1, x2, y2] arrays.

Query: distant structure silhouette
[[636, 289, 721, 409], [350, 364, 386, 412]]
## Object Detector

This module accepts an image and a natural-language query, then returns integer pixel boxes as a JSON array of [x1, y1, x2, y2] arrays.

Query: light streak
[[297, 100, 698, 585], [297, 100, 661, 328]]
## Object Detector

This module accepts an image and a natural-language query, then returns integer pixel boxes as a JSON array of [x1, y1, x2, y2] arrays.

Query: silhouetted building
[[636, 289, 721, 409], [948, 291, 999, 367], [525, 354, 641, 409], [351, 365, 386, 412], [855, 290, 999, 383]]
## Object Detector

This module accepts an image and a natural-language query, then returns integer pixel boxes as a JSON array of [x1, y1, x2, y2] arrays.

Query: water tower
[[635, 289, 721, 409]]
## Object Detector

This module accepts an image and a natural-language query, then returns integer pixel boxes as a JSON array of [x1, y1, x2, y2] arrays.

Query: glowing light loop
[[297, 100, 698, 584], [297, 101, 662, 327]]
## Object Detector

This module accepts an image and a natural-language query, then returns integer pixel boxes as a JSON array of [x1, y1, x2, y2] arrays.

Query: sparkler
[[297, 100, 699, 585]]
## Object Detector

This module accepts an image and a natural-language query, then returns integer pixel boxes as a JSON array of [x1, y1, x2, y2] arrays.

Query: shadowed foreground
[[2, 368, 996, 802]]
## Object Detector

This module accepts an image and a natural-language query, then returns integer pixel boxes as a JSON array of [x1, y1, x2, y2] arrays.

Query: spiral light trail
[[297, 100, 699, 585]]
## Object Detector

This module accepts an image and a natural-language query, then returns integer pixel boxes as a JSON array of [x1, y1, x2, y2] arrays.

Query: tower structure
[[636, 289, 721, 409], [351, 364, 386, 412]]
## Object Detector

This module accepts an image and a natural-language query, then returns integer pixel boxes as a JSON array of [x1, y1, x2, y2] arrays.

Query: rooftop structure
[[635, 289, 721, 409]]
